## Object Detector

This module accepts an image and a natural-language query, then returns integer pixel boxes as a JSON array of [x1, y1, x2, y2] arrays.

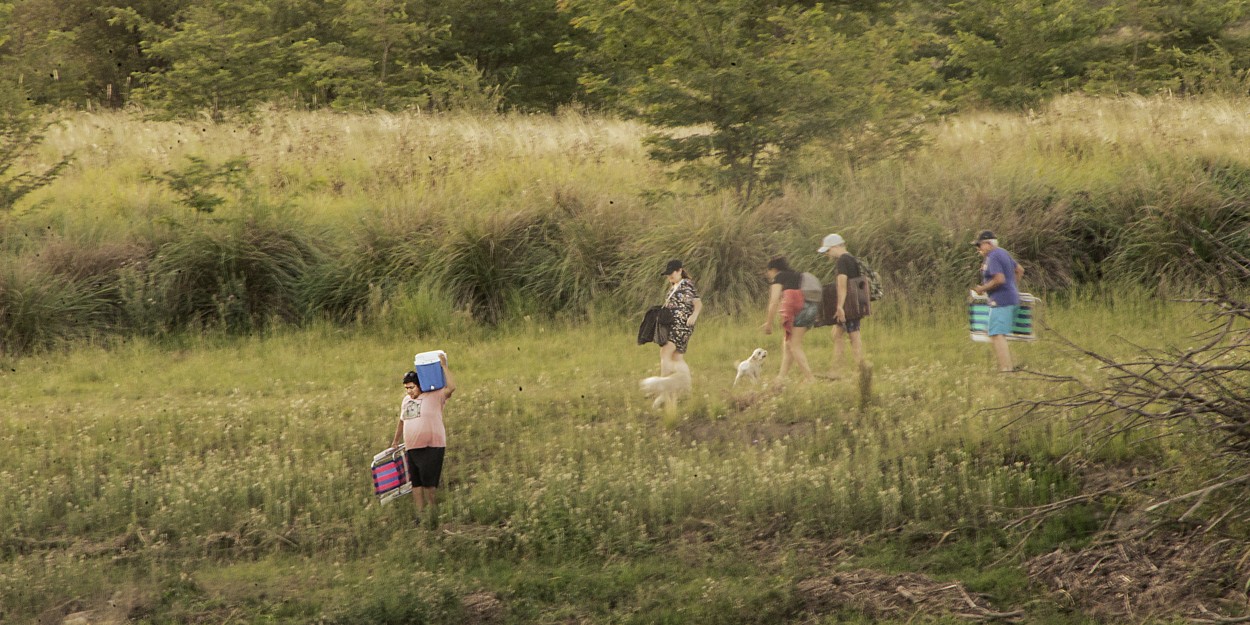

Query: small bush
[[377, 281, 470, 337], [1104, 172, 1250, 290], [130, 215, 321, 334], [516, 189, 633, 319], [325, 586, 462, 625], [0, 259, 112, 354], [432, 210, 538, 325]]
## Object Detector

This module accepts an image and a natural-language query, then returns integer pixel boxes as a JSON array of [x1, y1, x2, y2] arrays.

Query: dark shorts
[[405, 447, 446, 488], [794, 300, 820, 329], [835, 319, 861, 334]]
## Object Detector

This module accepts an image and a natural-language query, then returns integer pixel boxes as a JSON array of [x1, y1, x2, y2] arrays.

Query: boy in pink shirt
[[391, 353, 455, 518]]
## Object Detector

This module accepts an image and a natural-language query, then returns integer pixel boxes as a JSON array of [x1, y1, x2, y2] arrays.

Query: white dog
[[640, 367, 692, 410], [733, 348, 768, 386]]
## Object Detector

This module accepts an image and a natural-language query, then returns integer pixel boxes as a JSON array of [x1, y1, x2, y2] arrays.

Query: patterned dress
[[663, 279, 699, 353]]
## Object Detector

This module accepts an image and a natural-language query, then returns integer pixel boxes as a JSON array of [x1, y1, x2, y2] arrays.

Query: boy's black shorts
[[405, 447, 446, 488]]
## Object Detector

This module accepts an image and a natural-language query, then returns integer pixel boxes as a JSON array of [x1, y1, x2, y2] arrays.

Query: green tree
[[113, 1, 308, 118], [1083, 0, 1250, 96], [0, 3, 71, 212], [0, 0, 187, 107], [145, 155, 251, 216], [324, 0, 442, 108], [945, 0, 1118, 107], [116, 0, 447, 115], [421, 0, 586, 111], [564, 0, 934, 206]]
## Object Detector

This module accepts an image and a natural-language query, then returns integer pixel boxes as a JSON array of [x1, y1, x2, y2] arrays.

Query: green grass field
[[0, 288, 1207, 624], [4, 95, 1250, 623]]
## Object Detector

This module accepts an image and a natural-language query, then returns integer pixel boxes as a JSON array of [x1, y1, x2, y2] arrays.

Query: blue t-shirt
[[981, 247, 1019, 307]]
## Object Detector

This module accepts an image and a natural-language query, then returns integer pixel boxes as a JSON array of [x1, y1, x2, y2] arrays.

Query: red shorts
[[779, 289, 805, 340]]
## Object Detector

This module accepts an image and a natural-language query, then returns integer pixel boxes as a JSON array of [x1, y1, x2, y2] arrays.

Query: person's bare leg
[[849, 330, 864, 369], [990, 335, 1013, 372], [778, 335, 793, 381], [660, 341, 676, 377], [790, 326, 815, 383], [829, 325, 846, 378]]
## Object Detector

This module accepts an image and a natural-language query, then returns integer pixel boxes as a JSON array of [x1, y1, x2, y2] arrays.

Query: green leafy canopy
[[564, 0, 935, 207]]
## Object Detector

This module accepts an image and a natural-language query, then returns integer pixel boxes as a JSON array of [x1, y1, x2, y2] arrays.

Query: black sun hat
[[970, 230, 996, 246]]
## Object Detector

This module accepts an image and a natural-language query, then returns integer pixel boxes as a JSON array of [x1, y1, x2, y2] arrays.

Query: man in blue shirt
[[971, 230, 1025, 372]]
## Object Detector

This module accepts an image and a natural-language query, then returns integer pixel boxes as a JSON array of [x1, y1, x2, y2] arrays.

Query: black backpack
[[855, 257, 884, 301]]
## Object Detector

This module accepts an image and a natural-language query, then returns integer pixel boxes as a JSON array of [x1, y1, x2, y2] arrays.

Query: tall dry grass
[[3, 95, 1250, 355]]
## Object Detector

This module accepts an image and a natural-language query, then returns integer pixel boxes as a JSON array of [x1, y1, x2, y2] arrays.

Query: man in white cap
[[971, 230, 1024, 372], [818, 233, 865, 378]]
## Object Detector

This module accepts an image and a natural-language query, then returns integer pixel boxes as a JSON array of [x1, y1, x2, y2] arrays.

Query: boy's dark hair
[[403, 370, 420, 385], [766, 255, 791, 272]]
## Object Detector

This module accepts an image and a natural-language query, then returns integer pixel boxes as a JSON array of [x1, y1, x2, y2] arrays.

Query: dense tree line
[[3, 0, 1250, 202], [4, 0, 1249, 114], [0, 0, 586, 114]]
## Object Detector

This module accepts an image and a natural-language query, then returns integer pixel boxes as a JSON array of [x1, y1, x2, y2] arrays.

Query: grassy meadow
[[3, 95, 1250, 623], [1, 290, 1207, 624]]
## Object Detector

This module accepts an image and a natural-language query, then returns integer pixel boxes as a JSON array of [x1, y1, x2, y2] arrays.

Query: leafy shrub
[[34, 236, 152, 284], [0, 104, 73, 212], [376, 282, 470, 337], [128, 216, 321, 334], [0, 259, 112, 354], [432, 210, 540, 325], [300, 205, 448, 324], [1105, 182, 1250, 290], [295, 253, 380, 325], [513, 189, 631, 319], [325, 586, 462, 625], [426, 192, 632, 324]]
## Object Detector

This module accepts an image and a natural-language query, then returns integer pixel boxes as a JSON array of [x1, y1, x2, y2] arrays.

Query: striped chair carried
[[371, 445, 411, 505], [968, 292, 1040, 343]]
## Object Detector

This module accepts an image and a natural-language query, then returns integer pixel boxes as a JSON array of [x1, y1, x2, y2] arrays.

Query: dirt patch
[[461, 591, 504, 624], [1026, 527, 1250, 622], [796, 569, 1022, 622], [676, 417, 815, 446]]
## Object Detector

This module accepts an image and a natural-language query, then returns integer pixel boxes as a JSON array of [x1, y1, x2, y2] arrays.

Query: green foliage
[[0, 95, 72, 212], [0, 0, 188, 107], [146, 155, 252, 215], [325, 586, 462, 625], [567, 0, 934, 205], [0, 2, 9, 48], [947, 0, 1118, 107], [1104, 162, 1250, 290], [421, 0, 586, 111], [110, 0, 531, 116], [113, 2, 309, 118], [10, 0, 1250, 125], [126, 214, 321, 334], [0, 259, 112, 355], [423, 57, 506, 113]]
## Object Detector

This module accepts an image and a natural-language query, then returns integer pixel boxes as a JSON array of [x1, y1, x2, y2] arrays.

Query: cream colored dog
[[640, 367, 692, 410], [733, 348, 768, 386]]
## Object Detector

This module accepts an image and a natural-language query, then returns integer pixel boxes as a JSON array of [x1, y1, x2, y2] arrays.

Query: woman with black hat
[[650, 259, 702, 408]]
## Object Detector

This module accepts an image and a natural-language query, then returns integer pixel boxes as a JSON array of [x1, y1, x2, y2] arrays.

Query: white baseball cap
[[817, 233, 845, 253]]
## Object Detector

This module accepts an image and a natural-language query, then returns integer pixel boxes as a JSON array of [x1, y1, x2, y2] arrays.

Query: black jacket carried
[[637, 306, 674, 345]]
